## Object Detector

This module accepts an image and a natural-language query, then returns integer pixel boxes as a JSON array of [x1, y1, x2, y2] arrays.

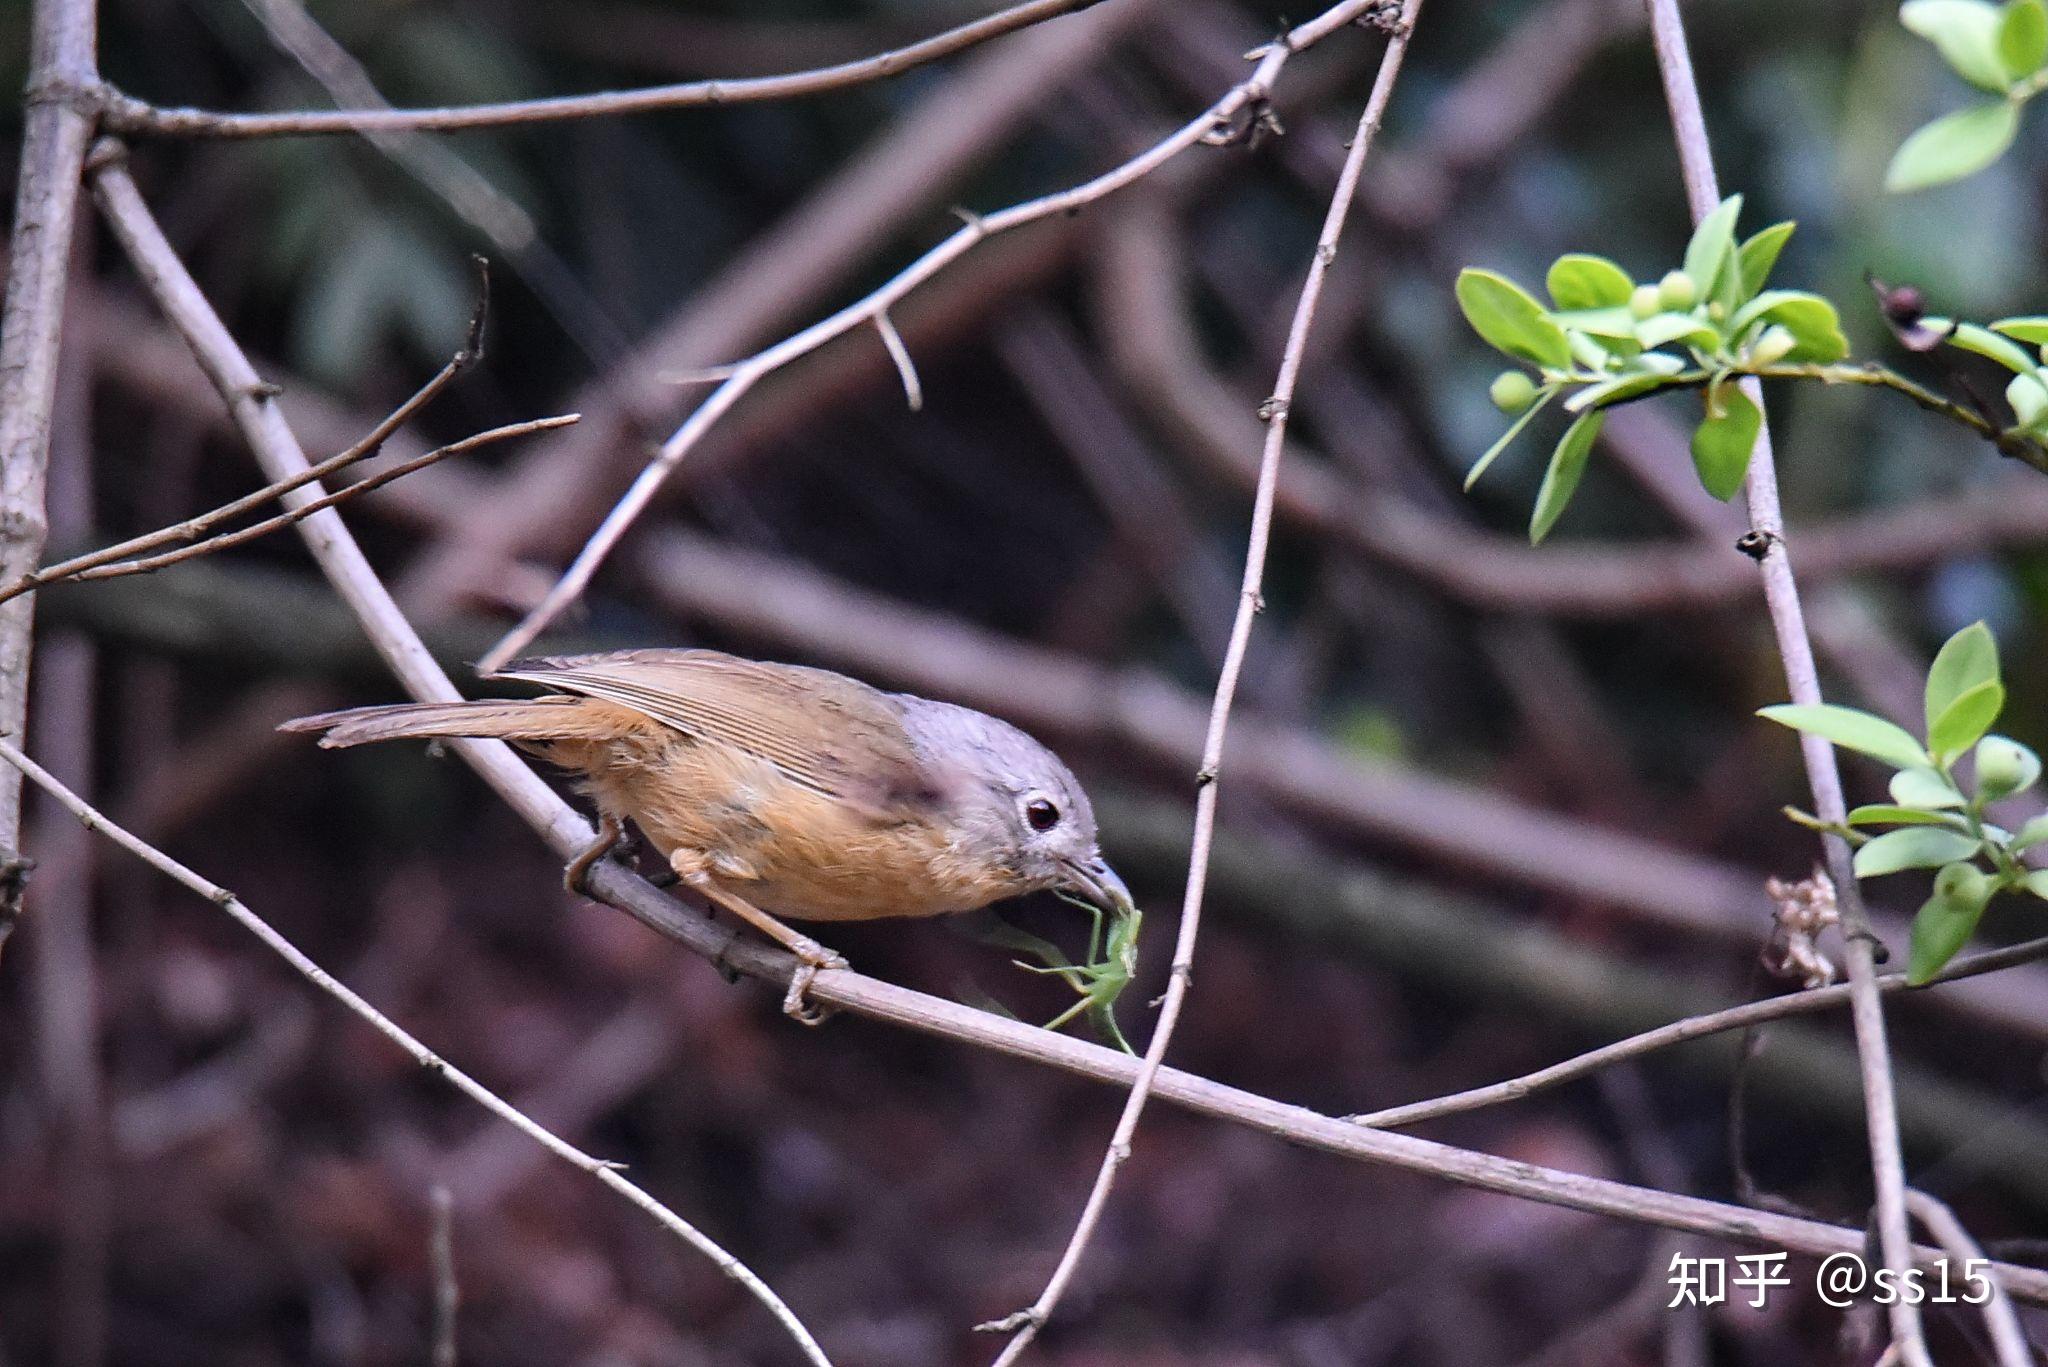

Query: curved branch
[[103, 0, 1106, 137]]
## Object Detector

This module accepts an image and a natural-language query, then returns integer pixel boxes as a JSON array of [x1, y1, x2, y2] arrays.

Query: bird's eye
[[1025, 799, 1060, 832]]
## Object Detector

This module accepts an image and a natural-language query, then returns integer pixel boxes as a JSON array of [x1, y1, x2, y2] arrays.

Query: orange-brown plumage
[[282, 650, 1128, 1015]]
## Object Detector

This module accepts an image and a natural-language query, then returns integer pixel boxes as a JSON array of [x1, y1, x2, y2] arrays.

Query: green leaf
[[1846, 804, 1969, 827], [1991, 315, 2048, 344], [1729, 291, 1851, 363], [1456, 269, 1572, 369], [1928, 679, 2006, 762], [1930, 319, 2040, 372], [1736, 222, 1796, 297], [1903, 0, 2018, 89], [1546, 255, 1635, 310], [1464, 387, 1555, 490], [1681, 195, 1745, 306], [2026, 868, 2048, 897], [2000, 0, 2048, 77], [2008, 372, 2048, 429], [1691, 383, 1762, 499], [1892, 766, 1967, 809], [1908, 862, 1995, 982], [1528, 410, 1604, 544], [1854, 827, 1983, 877], [1925, 620, 2000, 733], [1635, 312, 1723, 351], [1886, 101, 2023, 192], [2012, 813, 2048, 851], [1759, 703, 1929, 769]]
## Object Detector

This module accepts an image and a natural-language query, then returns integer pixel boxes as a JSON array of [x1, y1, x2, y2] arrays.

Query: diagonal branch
[[0, 736, 834, 1367], [980, 6, 1421, 1360], [471, 0, 1399, 674], [1642, 2, 1928, 1362], [102, 0, 1107, 138]]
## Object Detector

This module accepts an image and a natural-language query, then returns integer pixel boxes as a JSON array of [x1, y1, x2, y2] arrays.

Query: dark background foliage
[[3, 0, 2048, 1363]]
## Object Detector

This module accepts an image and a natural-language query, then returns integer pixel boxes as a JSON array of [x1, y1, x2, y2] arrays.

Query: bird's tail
[[280, 698, 595, 749]]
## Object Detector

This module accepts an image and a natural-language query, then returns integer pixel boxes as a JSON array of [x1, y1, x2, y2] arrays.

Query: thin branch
[[0, 0, 99, 946], [101, 0, 1106, 138], [874, 311, 923, 411], [18, 413, 577, 596], [1643, 3, 1928, 1362], [1902, 1190, 2034, 1367], [1347, 935, 2048, 1129], [0, 736, 834, 1367], [473, 0, 1398, 675], [981, 8, 1420, 1359]]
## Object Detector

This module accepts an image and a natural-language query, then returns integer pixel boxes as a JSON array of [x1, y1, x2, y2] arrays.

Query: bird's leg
[[562, 813, 623, 896], [669, 849, 846, 1024]]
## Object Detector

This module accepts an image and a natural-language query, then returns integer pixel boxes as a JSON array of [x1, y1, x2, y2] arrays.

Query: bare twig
[[980, 8, 1420, 1359], [429, 1184, 458, 1367], [0, 736, 834, 1367], [1902, 1190, 2033, 1367], [102, 0, 1106, 137], [14, 413, 576, 597], [1643, 4, 1926, 1361], [0, 0, 98, 940], [873, 311, 923, 411], [1346, 935, 2048, 1128], [473, 0, 1398, 674]]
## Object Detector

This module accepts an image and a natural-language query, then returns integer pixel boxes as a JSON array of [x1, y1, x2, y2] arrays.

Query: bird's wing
[[492, 649, 933, 815]]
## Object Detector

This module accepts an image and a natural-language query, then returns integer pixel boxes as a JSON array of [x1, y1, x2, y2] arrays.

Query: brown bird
[[282, 649, 1130, 1018]]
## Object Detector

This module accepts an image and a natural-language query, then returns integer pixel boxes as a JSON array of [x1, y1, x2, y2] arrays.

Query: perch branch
[[102, 0, 1106, 137], [1902, 1190, 2033, 1367], [1645, 2, 1926, 1360], [0, 737, 834, 1367], [473, 0, 1399, 674], [983, 7, 1420, 1359]]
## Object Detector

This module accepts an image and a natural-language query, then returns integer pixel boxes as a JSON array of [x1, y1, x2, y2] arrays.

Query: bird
[[281, 648, 1131, 1020]]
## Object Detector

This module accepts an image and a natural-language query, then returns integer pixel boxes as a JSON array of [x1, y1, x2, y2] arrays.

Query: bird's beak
[[1058, 855, 1133, 917]]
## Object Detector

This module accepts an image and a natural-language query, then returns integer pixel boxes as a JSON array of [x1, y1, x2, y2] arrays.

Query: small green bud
[[1657, 270, 1698, 310], [1707, 300, 1727, 322], [2010, 372, 2048, 430], [1749, 325, 1796, 367], [1488, 370, 1538, 414], [1629, 284, 1662, 320], [1974, 734, 2041, 799], [1933, 861, 1989, 906]]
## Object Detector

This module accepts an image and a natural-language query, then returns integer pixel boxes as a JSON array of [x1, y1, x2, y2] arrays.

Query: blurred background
[[3, 0, 2048, 1362]]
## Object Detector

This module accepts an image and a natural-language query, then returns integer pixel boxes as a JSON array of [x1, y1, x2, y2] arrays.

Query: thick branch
[[0, 0, 98, 942]]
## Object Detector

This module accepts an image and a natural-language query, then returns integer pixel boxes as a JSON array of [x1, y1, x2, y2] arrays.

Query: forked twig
[[0, 736, 835, 1367], [4, 414, 574, 603], [978, 4, 1423, 1358], [473, 0, 1397, 675]]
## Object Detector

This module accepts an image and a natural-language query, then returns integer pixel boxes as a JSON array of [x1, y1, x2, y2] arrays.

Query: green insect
[[970, 893, 1142, 1054]]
